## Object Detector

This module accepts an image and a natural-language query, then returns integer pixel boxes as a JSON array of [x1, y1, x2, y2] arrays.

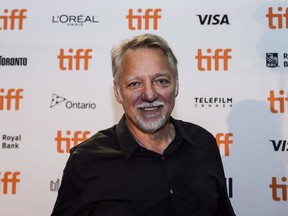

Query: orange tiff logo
[[55, 130, 91, 153], [195, 48, 232, 71], [215, 133, 233, 156], [0, 9, 27, 30], [0, 171, 21, 195], [270, 177, 288, 201], [266, 7, 288, 29], [126, 8, 162, 30], [267, 90, 288, 113], [57, 48, 92, 71], [0, 88, 24, 111]]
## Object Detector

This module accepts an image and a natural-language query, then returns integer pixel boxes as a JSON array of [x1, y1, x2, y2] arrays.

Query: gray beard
[[134, 112, 168, 133]]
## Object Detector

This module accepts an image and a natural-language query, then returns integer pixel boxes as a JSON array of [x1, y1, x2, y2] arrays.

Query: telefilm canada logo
[[1, 134, 22, 149], [266, 52, 288, 68], [52, 14, 99, 26], [194, 96, 233, 108], [50, 93, 96, 110]]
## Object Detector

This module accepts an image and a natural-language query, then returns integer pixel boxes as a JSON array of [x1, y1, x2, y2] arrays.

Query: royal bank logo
[[1, 134, 22, 149], [197, 14, 230, 25], [52, 14, 99, 26], [50, 93, 96, 110], [0, 56, 27, 66], [266, 52, 288, 68], [194, 97, 233, 108], [266, 53, 278, 67]]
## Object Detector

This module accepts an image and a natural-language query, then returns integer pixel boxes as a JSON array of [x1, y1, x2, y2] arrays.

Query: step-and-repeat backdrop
[[1, 0, 287, 215]]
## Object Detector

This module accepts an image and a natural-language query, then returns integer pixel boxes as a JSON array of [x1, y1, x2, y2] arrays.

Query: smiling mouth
[[136, 102, 164, 113], [140, 106, 162, 111]]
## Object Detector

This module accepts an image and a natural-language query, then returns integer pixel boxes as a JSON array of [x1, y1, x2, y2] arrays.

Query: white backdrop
[[1, 0, 288, 215]]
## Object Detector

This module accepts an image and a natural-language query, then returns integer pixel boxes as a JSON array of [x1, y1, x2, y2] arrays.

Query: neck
[[127, 120, 175, 155]]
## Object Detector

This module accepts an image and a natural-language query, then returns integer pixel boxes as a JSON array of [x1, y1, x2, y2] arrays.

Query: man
[[51, 34, 236, 216]]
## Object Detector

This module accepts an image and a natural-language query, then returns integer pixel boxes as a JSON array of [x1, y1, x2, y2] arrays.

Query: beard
[[134, 101, 169, 133]]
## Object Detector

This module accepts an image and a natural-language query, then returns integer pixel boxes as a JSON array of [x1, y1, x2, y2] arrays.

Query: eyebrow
[[125, 71, 172, 81]]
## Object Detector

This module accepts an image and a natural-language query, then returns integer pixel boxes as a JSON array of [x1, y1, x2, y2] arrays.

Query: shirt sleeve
[[50, 150, 89, 216], [214, 138, 236, 216], [216, 184, 236, 216]]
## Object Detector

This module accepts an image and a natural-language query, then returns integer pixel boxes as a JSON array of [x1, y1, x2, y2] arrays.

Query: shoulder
[[174, 119, 214, 140], [173, 118, 218, 152], [68, 125, 121, 161]]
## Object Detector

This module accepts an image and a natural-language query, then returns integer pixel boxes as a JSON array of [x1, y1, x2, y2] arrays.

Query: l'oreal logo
[[52, 14, 99, 26]]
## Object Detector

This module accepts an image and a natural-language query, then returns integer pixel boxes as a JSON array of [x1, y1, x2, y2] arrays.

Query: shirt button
[[162, 156, 165, 160], [140, 148, 144, 152], [169, 189, 174, 194]]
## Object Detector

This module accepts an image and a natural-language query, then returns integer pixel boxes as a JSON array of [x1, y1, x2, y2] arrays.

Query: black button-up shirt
[[51, 116, 236, 216]]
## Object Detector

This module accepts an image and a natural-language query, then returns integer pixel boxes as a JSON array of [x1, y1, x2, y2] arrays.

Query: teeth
[[143, 107, 157, 111]]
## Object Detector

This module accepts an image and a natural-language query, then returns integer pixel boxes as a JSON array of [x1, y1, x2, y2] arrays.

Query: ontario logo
[[50, 93, 96, 109]]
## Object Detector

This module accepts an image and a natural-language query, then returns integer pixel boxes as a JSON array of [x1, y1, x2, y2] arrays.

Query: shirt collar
[[116, 115, 140, 161], [170, 117, 195, 148], [116, 115, 194, 161]]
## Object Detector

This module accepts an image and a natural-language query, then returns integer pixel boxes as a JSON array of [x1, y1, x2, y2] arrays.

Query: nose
[[141, 83, 158, 102]]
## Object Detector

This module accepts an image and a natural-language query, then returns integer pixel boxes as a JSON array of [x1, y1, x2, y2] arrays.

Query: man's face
[[114, 48, 178, 133]]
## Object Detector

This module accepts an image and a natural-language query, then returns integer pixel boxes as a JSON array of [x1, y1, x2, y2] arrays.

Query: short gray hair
[[111, 34, 178, 83]]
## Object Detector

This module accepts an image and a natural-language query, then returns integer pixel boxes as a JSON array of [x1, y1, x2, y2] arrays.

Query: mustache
[[136, 101, 165, 109]]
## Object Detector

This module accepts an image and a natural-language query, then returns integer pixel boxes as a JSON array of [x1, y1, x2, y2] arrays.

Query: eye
[[127, 81, 141, 88], [155, 79, 170, 86]]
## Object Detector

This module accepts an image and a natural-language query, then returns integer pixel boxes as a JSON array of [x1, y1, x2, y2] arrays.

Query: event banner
[[1, 0, 287, 215]]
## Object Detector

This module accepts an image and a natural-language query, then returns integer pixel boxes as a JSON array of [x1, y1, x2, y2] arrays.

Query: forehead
[[122, 47, 165, 61], [121, 48, 172, 75]]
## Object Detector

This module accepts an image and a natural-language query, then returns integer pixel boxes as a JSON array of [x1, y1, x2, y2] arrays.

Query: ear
[[175, 81, 179, 97], [113, 81, 123, 104]]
